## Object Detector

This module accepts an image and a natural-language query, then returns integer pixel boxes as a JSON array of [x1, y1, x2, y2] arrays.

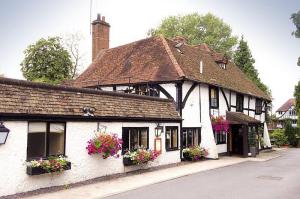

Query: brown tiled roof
[[73, 36, 270, 100], [226, 111, 261, 124], [276, 98, 295, 112], [0, 78, 180, 121]]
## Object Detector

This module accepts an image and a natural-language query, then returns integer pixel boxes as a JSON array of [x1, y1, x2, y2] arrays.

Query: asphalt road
[[103, 149, 300, 199]]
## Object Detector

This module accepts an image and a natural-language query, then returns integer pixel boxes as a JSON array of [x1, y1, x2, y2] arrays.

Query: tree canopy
[[21, 37, 73, 85], [234, 36, 271, 97], [291, 10, 300, 66], [294, 81, 300, 127], [148, 13, 238, 57]]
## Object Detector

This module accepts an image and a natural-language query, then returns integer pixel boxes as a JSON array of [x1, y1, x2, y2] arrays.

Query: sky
[[0, 0, 299, 111]]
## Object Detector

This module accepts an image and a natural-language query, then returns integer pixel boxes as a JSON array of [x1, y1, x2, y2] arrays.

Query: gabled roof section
[[72, 36, 270, 100], [73, 37, 183, 88], [0, 78, 180, 121], [276, 98, 295, 112]]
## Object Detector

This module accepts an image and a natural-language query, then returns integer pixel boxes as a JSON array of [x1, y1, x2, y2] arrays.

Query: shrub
[[182, 146, 208, 161], [284, 121, 300, 147], [270, 129, 288, 147], [86, 132, 122, 159], [124, 148, 160, 165]]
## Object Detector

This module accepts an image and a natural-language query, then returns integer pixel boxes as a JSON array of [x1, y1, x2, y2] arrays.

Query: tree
[[21, 37, 73, 85], [233, 36, 271, 97], [62, 33, 85, 79], [291, 10, 300, 66], [148, 13, 238, 57], [294, 81, 300, 127]]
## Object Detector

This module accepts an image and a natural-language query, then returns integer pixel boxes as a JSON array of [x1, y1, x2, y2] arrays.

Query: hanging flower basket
[[123, 148, 160, 166], [211, 115, 229, 133], [182, 146, 208, 161], [86, 132, 122, 159], [26, 156, 71, 175]]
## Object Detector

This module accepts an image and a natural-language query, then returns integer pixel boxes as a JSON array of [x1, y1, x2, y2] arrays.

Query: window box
[[123, 157, 134, 166], [26, 161, 71, 175]]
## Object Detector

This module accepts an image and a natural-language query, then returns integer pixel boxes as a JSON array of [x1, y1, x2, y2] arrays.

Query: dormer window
[[219, 63, 226, 69]]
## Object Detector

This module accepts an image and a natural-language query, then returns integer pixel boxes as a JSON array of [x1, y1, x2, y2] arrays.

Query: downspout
[[176, 81, 183, 160]]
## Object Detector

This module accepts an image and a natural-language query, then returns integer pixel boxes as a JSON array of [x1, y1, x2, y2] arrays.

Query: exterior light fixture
[[0, 122, 10, 144], [155, 126, 163, 137]]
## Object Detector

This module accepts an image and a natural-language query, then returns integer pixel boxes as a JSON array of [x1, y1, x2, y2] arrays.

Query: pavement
[[22, 148, 284, 199]]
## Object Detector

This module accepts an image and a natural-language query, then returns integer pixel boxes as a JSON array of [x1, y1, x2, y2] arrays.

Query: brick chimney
[[92, 14, 110, 61]]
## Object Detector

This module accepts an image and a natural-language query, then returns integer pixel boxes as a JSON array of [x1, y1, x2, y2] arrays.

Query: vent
[[200, 60, 203, 74]]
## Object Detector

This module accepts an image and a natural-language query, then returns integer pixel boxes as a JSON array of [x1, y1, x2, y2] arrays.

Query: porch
[[226, 111, 263, 157]]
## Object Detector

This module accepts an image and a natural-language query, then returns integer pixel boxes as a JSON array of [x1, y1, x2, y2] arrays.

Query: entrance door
[[231, 125, 244, 155]]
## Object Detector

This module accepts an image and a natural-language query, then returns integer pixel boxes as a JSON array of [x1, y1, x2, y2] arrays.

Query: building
[[0, 14, 272, 197], [276, 98, 298, 128], [72, 14, 272, 158], [0, 78, 181, 197]]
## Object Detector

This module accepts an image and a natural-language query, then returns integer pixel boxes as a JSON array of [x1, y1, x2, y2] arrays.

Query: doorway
[[231, 125, 244, 155]]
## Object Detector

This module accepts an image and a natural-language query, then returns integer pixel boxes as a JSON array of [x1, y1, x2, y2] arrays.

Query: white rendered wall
[[0, 121, 180, 197], [216, 144, 227, 154], [199, 84, 218, 159], [159, 83, 176, 100], [182, 82, 201, 127], [100, 86, 114, 91]]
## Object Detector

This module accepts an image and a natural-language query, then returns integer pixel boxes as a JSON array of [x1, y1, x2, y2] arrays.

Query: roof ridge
[[0, 77, 174, 103], [159, 35, 185, 78]]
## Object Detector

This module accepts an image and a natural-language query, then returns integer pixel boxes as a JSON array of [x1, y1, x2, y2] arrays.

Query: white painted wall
[[182, 82, 201, 128], [216, 144, 227, 154], [159, 83, 176, 100], [199, 84, 218, 159], [101, 86, 114, 91], [0, 121, 180, 197]]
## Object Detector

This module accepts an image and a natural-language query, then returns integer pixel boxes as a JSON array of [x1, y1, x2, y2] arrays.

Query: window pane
[[187, 129, 193, 147], [49, 123, 65, 156], [183, 130, 187, 148], [140, 129, 148, 148], [129, 129, 139, 150], [172, 128, 178, 148], [166, 129, 171, 149], [27, 123, 47, 159]]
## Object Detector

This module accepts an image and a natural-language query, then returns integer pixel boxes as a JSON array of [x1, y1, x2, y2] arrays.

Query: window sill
[[26, 161, 71, 176], [166, 148, 179, 152]]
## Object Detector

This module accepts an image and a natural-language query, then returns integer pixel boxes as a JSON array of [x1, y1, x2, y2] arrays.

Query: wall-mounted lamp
[[155, 126, 163, 137], [0, 122, 10, 144]]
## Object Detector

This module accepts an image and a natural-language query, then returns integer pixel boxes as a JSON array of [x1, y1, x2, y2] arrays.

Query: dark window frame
[[255, 99, 263, 115], [209, 86, 219, 109], [213, 131, 226, 145], [182, 127, 201, 148], [26, 121, 66, 161], [236, 94, 244, 112], [165, 126, 179, 151], [122, 127, 149, 154]]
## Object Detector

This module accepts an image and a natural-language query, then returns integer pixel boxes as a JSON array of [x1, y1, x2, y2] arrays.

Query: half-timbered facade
[[276, 98, 298, 128], [71, 15, 272, 158]]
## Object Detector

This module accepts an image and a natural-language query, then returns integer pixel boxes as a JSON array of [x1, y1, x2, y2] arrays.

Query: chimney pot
[[97, 14, 101, 21], [102, 16, 105, 21]]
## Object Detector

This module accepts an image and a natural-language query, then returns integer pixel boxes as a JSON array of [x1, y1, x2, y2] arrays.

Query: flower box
[[182, 146, 208, 161], [26, 161, 71, 175], [123, 157, 135, 166]]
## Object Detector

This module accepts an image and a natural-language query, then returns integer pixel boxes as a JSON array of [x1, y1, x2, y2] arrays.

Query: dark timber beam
[[220, 88, 230, 111], [156, 85, 174, 101], [182, 82, 197, 109]]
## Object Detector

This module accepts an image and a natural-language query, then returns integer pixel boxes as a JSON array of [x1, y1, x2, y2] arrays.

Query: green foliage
[[21, 37, 73, 85], [148, 13, 238, 57], [294, 81, 300, 127], [284, 120, 299, 147], [270, 129, 288, 147], [291, 11, 300, 66], [233, 36, 271, 97]]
